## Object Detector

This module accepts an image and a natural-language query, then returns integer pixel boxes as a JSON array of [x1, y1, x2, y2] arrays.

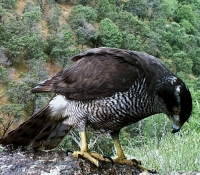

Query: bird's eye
[[173, 108, 180, 115]]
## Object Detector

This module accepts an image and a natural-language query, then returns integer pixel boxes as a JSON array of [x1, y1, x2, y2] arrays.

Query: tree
[[0, 0, 17, 9], [123, 34, 144, 51], [68, 5, 97, 30], [107, 11, 150, 39], [99, 18, 123, 48], [0, 66, 8, 84], [96, 0, 116, 21], [68, 5, 98, 47], [174, 4, 196, 23], [173, 51, 193, 74], [48, 25, 80, 67], [124, 0, 148, 19], [0, 104, 24, 137], [160, 0, 178, 18]]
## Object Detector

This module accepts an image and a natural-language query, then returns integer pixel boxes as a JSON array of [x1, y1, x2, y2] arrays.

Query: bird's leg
[[72, 131, 107, 167], [112, 139, 156, 173], [110, 131, 156, 173]]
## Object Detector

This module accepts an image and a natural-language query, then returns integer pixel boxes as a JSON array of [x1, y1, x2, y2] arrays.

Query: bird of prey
[[0, 47, 192, 172]]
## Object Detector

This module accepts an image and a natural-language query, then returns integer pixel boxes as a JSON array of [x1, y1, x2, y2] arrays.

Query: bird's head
[[157, 76, 192, 133]]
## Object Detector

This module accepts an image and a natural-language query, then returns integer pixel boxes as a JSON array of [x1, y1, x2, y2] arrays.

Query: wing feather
[[31, 47, 168, 100]]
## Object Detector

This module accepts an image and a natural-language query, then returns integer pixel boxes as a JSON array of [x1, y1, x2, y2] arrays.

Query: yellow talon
[[72, 151, 100, 167], [71, 131, 156, 173]]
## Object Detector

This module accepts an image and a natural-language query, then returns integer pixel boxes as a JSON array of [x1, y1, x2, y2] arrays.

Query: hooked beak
[[169, 114, 182, 133], [171, 123, 180, 133]]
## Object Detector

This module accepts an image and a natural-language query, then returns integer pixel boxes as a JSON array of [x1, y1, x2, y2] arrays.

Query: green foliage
[[25, 58, 48, 85], [160, 0, 178, 18], [173, 51, 193, 74], [124, 0, 148, 19], [188, 89, 200, 130], [96, 0, 116, 21], [6, 82, 35, 109], [0, 66, 8, 84], [68, 5, 98, 46], [0, 0, 17, 9], [1, 103, 24, 118], [108, 11, 150, 38], [99, 18, 123, 48], [68, 5, 97, 29], [48, 25, 80, 67], [180, 19, 197, 34], [123, 34, 144, 51], [24, 34, 46, 60], [0, 103, 24, 137], [46, 3, 61, 32], [24, 1, 42, 22], [175, 4, 196, 23]]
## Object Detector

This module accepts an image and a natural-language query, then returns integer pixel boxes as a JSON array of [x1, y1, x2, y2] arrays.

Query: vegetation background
[[0, 0, 200, 174]]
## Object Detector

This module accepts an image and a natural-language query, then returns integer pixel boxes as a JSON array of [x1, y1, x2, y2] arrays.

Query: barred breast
[[63, 79, 167, 133]]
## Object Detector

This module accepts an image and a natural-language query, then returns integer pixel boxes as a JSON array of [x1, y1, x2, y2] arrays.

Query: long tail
[[0, 104, 72, 150]]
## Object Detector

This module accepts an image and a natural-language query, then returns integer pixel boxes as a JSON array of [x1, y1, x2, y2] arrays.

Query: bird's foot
[[68, 150, 113, 167], [113, 157, 157, 174]]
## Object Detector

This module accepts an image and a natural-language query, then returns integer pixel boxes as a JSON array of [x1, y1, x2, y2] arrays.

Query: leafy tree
[[174, 4, 196, 23], [24, 58, 48, 87], [68, 5, 98, 46], [0, 104, 24, 137], [99, 18, 123, 48], [24, 34, 46, 60], [173, 51, 193, 74], [180, 19, 197, 34], [68, 5, 97, 29], [192, 52, 200, 76], [123, 34, 144, 51], [96, 0, 116, 21], [108, 11, 150, 39], [124, 0, 148, 19], [159, 0, 178, 18], [0, 0, 17, 9], [6, 82, 35, 109], [0, 66, 8, 84], [162, 22, 188, 51], [45, 1, 61, 32], [48, 25, 80, 67], [145, 31, 162, 57], [23, 1, 42, 32], [147, 0, 178, 19], [2, 19, 27, 62]]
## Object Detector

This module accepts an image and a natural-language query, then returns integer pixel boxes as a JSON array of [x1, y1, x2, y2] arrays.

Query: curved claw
[[103, 155, 114, 165], [147, 169, 157, 174], [131, 159, 141, 166], [66, 149, 74, 156], [98, 162, 103, 174]]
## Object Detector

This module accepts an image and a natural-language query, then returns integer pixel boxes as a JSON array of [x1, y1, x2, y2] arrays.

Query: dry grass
[[15, 0, 27, 14], [0, 85, 8, 106], [45, 59, 62, 77], [59, 3, 73, 25]]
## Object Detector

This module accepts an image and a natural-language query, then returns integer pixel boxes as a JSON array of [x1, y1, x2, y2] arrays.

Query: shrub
[[99, 18, 123, 48]]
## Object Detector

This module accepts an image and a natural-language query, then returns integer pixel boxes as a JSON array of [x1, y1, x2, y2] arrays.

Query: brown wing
[[31, 47, 168, 100]]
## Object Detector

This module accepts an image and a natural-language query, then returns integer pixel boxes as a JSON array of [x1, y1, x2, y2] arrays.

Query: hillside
[[0, 0, 200, 174]]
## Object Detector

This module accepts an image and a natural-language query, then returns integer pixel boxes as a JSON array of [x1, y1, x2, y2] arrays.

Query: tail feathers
[[31, 78, 53, 93], [32, 122, 72, 150], [0, 104, 72, 150], [0, 105, 50, 146]]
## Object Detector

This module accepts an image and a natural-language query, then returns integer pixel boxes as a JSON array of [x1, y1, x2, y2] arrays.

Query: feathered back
[[31, 47, 171, 100]]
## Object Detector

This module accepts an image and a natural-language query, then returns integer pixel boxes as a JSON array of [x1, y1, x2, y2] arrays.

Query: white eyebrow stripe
[[175, 85, 181, 104]]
